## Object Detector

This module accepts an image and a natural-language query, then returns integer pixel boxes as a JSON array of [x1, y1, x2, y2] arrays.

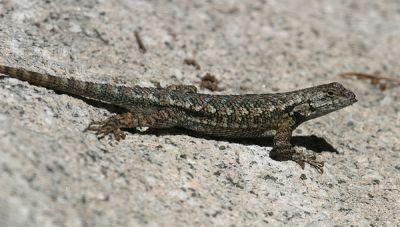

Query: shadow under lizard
[[0, 65, 357, 173]]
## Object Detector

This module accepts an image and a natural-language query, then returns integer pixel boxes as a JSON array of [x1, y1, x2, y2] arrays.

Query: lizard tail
[[0, 65, 133, 104]]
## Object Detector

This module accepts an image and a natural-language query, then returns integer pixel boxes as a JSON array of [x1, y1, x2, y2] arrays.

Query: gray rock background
[[0, 0, 399, 226]]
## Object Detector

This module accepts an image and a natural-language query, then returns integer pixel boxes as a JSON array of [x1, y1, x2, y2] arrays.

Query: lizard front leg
[[269, 119, 324, 173], [85, 109, 179, 140]]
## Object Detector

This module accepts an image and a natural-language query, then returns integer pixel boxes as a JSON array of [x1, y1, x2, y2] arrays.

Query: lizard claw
[[292, 152, 324, 174], [270, 147, 325, 173], [85, 118, 126, 141]]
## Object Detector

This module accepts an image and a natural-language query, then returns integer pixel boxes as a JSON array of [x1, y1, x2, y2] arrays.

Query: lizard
[[0, 64, 357, 173]]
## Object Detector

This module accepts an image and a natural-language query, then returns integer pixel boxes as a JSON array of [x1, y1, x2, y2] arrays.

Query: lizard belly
[[179, 115, 277, 138]]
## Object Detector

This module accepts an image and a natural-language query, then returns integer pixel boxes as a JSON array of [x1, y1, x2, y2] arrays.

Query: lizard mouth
[[347, 90, 357, 103], [306, 94, 357, 120], [336, 95, 357, 109], [348, 96, 358, 107]]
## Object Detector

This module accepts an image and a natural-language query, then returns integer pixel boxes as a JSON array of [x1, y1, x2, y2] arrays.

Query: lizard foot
[[84, 116, 127, 141], [270, 148, 324, 173], [292, 152, 324, 174]]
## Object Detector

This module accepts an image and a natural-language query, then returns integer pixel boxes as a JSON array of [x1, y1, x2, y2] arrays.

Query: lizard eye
[[327, 91, 334, 96]]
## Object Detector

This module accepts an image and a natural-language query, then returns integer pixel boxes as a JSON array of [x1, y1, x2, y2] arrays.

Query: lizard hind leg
[[84, 109, 179, 140]]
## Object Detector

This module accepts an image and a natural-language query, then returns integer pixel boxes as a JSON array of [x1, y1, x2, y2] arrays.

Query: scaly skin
[[0, 65, 357, 172]]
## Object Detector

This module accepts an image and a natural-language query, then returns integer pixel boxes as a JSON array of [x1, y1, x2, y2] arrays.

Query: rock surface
[[0, 1, 399, 226]]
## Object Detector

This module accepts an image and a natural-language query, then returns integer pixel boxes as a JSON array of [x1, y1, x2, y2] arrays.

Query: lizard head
[[291, 82, 357, 122]]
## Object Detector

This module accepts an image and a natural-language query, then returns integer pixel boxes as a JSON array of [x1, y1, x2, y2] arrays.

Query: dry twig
[[339, 72, 400, 90]]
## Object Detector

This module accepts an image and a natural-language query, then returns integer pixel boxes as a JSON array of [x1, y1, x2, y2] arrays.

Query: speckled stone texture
[[0, 1, 399, 226]]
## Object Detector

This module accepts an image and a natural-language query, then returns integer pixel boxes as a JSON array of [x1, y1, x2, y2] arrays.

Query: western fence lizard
[[0, 65, 357, 172]]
